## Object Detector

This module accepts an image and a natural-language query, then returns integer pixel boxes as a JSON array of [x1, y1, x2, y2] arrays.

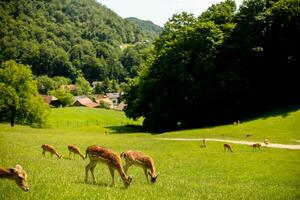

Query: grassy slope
[[0, 107, 299, 200], [160, 106, 300, 144]]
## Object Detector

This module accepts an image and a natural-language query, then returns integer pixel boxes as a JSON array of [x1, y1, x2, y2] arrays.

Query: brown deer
[[41, 144, 62, 159], [224, 144, 233, 152], [0, 164, 29, 192], [120, 150, 159, 183], [68, 145, 84, 160], [85, 145, 132, 188], [251, 143, 262, 150]]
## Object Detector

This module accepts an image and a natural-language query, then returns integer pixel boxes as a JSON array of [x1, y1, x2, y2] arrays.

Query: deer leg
[[85, 162, 96, 183], [69, 151, 71, 158], [123, 161, 132, 174], [143, 168, 149, 183], [108, 166, 115, 187], [51, 153, 53, 157], [42, 150, 45, 157], [90, 164, 97, 184]]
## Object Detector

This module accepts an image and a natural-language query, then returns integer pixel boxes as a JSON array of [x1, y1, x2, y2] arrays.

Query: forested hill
[[0, 0, 151, 82], [125, 17, 162, 39]]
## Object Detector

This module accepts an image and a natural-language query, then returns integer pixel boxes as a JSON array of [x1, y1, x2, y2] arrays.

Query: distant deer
[[85, 145, 132, 188], [41, 144, 62, 159], [120, 150, 159, 183], [68, 145, 84, 160], [200, 139, 207, 148], [224, 144, 233, 152], [264, 139, 270, 145], [0, 164, 29, 192], [251, 143, 262, 150]]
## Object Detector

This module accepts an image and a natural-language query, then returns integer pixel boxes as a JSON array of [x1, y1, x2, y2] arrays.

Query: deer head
[[11, 164, 29, 192]]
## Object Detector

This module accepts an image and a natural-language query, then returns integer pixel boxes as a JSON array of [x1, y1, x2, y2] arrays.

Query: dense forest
[[0, 0, 156, 83], [125, 17, 162, 40], [124, 0, 300, 132]]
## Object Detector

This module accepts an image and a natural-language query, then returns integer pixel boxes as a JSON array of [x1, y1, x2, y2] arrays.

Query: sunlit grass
[[0, 107, 299, 199]]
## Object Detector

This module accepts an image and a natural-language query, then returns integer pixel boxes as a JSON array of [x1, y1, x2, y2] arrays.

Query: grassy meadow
[[0, 107, 299, 199]]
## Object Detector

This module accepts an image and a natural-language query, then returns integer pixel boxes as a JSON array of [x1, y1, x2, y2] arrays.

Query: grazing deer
[[41, 144, 62, 159], [120, 150, 159, 183], [200, 139, 207, 148], [251, 143, 262, 150], [224, 144, 233, 152], [85, 145, 132, 188], [0, 164, 29, 192], [68, 145, 84, 160]]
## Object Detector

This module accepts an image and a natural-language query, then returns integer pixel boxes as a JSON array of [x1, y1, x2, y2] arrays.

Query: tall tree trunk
[[10, 107, 15, 127]]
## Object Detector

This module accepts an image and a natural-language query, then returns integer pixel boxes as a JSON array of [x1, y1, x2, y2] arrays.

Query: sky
[[96, 0, 244, 26]]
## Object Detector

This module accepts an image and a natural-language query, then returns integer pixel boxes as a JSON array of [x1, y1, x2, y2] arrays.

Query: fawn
[[68, 145, 84, 160], [41, 144, 62, 159], [0, 164, 29, 192]]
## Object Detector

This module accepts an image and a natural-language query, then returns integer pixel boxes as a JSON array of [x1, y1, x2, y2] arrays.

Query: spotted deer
[[41, 144, 62, 159], [68, 145, 84, 160], [224, 143, 233, 152], [85, 145, 132, 188], [0, 164, 29, 192], [120, 150, 159, 183]]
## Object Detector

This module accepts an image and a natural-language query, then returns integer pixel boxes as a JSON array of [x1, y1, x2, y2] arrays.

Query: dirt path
[[159, 138, 300, 150]]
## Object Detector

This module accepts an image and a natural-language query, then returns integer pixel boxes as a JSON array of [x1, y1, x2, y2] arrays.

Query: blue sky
[[96, 0, 244, 26]]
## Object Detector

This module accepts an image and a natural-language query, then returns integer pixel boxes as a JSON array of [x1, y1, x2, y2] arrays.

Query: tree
[[36, 75, 57, 94], [50, 89, 74, 107], [0, 60, 49, 127], [75, 76, 92, 95]]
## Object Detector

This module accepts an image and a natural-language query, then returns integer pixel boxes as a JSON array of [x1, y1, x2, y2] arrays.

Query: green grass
[[0, 107, 299, 199]]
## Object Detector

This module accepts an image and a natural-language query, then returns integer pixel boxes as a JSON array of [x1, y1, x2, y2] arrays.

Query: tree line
[[124, 0, 300, 132]]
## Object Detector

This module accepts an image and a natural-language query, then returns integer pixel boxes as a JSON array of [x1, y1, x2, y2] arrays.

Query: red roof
[[73, 97, 99, 108]]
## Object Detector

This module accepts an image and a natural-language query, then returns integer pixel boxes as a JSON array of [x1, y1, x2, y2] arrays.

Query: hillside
[[125, 17, 162, 39], [0, 0, 151, 82]]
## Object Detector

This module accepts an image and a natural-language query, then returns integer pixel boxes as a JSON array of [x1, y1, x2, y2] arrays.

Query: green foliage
[[125, 0, 300, 132], [0, 0, 153, 83], [99, 100, 112, 109], [0, 60, 49, 127], [50, 89, 74, 107], [125, 17, 162, 39], [36, 75, 57, 94], [75, 76, 92, 95]]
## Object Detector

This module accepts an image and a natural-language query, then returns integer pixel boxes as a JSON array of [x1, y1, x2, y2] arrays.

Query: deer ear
[[15, 164, 23, 171]]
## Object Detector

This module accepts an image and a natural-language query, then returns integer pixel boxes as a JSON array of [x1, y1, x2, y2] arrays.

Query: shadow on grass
[[105, 125, 148, 134], [242, 104, 300, 123], [75, 181, 128, 190]]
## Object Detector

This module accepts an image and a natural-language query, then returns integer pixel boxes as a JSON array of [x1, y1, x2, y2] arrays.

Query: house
[[92, 81, 102, 89], [113, 101, 126, 111], [73, 96, 99, 108], [106, 93, 120, 106], [95, 94, 113, 108], [40, 95, 61, 107]]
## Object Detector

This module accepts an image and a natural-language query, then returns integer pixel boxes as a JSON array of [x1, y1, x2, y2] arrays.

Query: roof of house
[[113, 101, 126, 111], [40, 95, 58, 104], [73, 96, 99, 108], [106, 93, 120, 99]]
